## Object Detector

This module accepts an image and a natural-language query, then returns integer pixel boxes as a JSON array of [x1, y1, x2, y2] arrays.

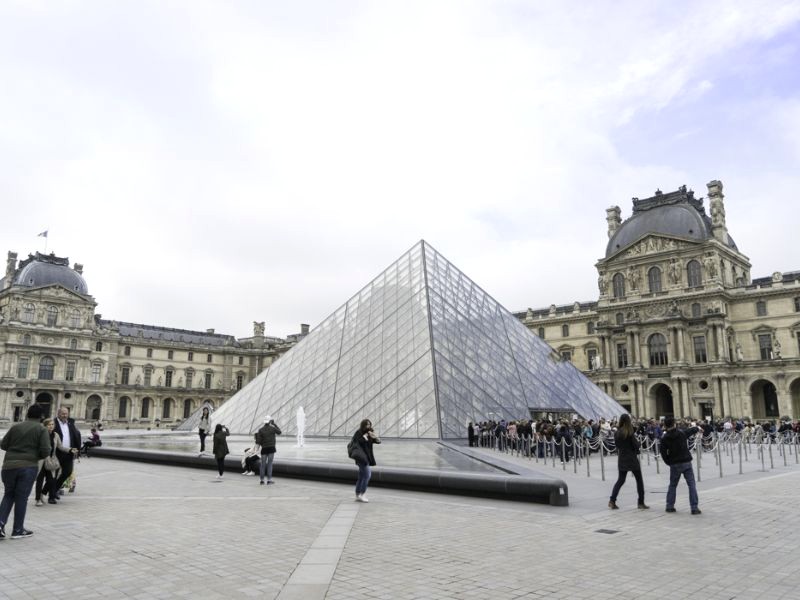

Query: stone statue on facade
[[668, 259, 681, 285], [703, 253, 718, 279], [773, 338, 782, 359], [253, 321, 265, 336], [597, 272, 608, 295], [735, 342, 743, 362], [626, 266, 641, 291], [296, 406, 306, 447]]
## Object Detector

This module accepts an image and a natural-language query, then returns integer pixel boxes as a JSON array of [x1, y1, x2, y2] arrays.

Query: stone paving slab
[[1, 453, 799, 599]]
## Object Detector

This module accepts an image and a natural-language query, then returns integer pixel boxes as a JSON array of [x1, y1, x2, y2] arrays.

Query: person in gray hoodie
[[0, 403, 51, 539]]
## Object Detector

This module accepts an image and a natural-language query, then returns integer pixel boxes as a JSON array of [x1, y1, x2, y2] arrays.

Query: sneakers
[[267, 480, 275, 485], [260, 480, 265, 485], [356, 494, 369, 503], [665, 507, 676, 513], [608, 500, 619, 510], [241, 471, 249, 476], [638, 503, 650, 510], [48, 498, 58, 505], [35, 499, 43, 507], [691, 508, 702, 515], [11, 529, 33, 539]]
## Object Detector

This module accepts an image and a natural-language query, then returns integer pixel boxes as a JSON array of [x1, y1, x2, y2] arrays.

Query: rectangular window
[[65, 360, 76, 381], [617, 343, 628, 368], [121, 367, 130, 385], [91, 363, 101, 384], [587, 348, 598, 371], [146, 348, 153, 358], [124, 346, 131, 356], [238, 356, 244, 366], [186, 371, 193, 388], [560, 351, 571, 362], [168, 350, 174, 360], [144, 367, 152, 387], [17, 357, 29, 379], [204, 372, 212, 389], [188, 351, 194, 362], [236, 374, 243, 390], [756, 301, 767, 317], [759, 334, 773, 360], [693, 336, 707, 364], [165, 370, 173, 387], [795, 297, 800, 312], [207, 354, 213, 363]]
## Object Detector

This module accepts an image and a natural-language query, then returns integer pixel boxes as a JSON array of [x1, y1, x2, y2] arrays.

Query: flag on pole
[[38, 230, 48, 238]]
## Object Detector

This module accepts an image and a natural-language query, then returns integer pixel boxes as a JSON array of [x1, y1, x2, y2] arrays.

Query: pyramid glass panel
[[210, 241, 625, 438]]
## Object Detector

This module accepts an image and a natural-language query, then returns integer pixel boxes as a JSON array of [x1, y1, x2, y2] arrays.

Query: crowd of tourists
[[0, 403, 95, 540]]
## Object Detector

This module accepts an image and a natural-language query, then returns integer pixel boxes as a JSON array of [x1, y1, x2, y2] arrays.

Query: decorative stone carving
[[626, 266, 641, 291], [703, 253, 718, 279], [735, 342, 743, 362], [597, 272, 608, 295], [773, 338, 782, 359], [253, 321, 265, 336], [668, 258, 681, 285], [644, 303, 667, 319], [549, 304, 556, 317], [624, 236, 680, 258], [772, 272, 783, 283]]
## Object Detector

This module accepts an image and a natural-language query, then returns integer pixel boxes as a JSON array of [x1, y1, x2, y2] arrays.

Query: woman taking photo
[[212, 424, 230, 480], [350, 419, 380, 503], [198, 407, 211, 455], [608, 413, 649, 510]]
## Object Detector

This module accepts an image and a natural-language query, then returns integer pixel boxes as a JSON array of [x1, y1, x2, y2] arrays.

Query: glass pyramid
[[211, 241, 625, 438]]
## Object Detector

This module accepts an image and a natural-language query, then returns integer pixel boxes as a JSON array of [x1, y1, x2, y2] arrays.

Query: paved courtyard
[[2, 440, 799, 600]]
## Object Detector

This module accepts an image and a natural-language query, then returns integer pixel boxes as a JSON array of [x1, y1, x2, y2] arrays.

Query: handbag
[[347, 438, 368, 465], [44, 454, 60, 473]]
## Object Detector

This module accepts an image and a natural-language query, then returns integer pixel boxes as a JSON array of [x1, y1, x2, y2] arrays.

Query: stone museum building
[[516, 180, 800, 421], [0, 252, 305, 425]]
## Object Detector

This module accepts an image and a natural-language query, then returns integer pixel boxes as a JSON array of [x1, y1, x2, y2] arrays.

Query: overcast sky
[[2, 1, 799, 339]]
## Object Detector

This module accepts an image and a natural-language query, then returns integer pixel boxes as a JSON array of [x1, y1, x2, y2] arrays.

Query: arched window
[[95, 341, 103, 352], [587, 321, 595, 334], [70, 310, 81, 328], [616, 312, 624, 326], [91, 362, 102, 383], [22, 303, 35, 323], [687, 260, 703, 288], [46, 306, 58, 326], [612, 273, 625, 298], [162, 398, 173, 419], [23, 333, 31, 345], [141, 397, 151, 419], [537, 327, 545, 339], [648, 266, 662, 293], [38, 356, 55, 380], [119, 397, 129, 419], [183, 399, 193, 419], [562, 324, 569, 337], [649, 333, 668, 366], [691, 303, 701, 318], [69, 338, 78, 350]]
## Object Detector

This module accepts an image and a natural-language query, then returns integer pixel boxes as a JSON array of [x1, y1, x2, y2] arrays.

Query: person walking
[[53, 406, 80, 497], [255, 416, 281, 485], [0, 403, 51, 539], [661, 416, 701, 515], [198, 407, 211, 455], [212, 424, 230, 480], [350, 419, 380, 503], [608, 413, 649, 510], [34, 418, 67, 506]]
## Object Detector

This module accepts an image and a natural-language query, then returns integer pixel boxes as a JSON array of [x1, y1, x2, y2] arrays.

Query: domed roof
[[606, 187, 737, 258], [13, 253, 89, 295]]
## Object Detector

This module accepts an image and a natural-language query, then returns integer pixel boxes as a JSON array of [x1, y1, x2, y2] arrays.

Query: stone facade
[[517, 181, 800, 420], [0, 252, 304, 425]]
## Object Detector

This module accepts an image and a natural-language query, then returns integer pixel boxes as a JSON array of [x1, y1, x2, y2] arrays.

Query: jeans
[[216, 457, 225, 476], [199, 431, 207, 452], [0, 466, 39, 534], [666, 461, 699, 510], [260, 452, 275, 482], [610, 468, 645, 504], [355, 463, 371, 495]]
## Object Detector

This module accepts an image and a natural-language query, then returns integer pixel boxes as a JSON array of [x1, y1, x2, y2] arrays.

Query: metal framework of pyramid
[[211, 241, 625, 438]]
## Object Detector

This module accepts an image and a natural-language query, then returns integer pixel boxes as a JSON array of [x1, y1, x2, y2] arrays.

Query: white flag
[[38, 230, 48, 238]]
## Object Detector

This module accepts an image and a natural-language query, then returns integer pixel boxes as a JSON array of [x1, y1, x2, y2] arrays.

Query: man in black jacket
[[53, 406, 80, 495], [660, 417, 701, 515]]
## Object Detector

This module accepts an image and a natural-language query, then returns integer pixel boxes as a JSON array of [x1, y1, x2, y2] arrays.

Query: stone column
[[677, 328, 686, 363], [628, 332, 636, 366], [681, 378, 691, 418], [633, 330, 642, 366], [599, 335, 608, 368], [720, 376, 730, 417]]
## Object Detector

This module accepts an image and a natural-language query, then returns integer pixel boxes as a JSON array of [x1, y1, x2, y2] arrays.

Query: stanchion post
[[655, 438, 660, 475], [599, 439, 606, 482], [695, 435, 702, 483], [738, 439, 743, 475], [769, 438, 774, 469]]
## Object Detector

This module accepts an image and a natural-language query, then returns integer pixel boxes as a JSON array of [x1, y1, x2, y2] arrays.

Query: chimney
[[73, 263, 84, 275], [4, 251, 17, 289], [707, 180, 729, 244], [300, 324, 310, 335], [606, 206, 622, 239], [206, 328, 215, 334]]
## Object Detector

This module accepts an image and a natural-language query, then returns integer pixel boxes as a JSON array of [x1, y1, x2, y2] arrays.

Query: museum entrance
[[751, 379, 779, 419], [85, 394, 102, 421], [652, 383, 674, 418], [35, 392, 54, 418]]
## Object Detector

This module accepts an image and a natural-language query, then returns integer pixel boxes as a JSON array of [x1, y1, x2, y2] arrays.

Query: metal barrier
[[474, 430, 800, 482]]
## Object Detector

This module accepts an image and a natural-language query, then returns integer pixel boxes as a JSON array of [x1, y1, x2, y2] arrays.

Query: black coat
[[54, 418, 81, 454], [614, 431, 641, 471], [351, 430, 380, 466], [660, 427, 699, 465]]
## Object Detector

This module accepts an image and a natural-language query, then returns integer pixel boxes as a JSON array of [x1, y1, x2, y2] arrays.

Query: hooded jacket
[[660, 427, 699, 465]]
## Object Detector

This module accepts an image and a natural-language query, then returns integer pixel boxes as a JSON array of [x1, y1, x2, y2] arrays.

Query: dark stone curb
[[90, 446, 569, 506]]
